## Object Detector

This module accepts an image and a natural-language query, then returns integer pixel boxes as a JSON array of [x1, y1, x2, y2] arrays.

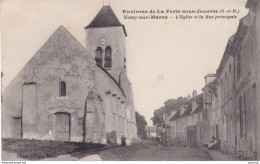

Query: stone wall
[[2, 26, 138, 145], [86, 26, 126, 83], [2, 26, 96, 141], [94, 67, 137, 144]]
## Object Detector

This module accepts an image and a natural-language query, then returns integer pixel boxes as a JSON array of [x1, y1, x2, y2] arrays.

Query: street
[[124, 145, 212, 161], [78, 140, 236, 161], [2, 139, 238, 161]]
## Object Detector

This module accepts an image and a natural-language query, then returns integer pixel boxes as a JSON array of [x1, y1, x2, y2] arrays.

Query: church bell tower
[[85, 5, 127, 83]]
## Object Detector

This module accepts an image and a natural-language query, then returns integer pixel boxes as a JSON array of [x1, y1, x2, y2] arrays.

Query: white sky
[[1, 0, 248, 125]]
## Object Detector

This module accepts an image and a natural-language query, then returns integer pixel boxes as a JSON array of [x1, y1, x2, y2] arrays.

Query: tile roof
[[169, 110, 180, 121], [169, 93, 203, 121], [85, 5, 127, 36], [185, 93, 203, 106], [182, 108, 191, 116], [190, 104, 203, 114]]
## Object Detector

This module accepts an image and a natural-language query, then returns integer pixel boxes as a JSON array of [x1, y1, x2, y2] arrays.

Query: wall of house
[[217, 50, 236, 153], [255, 3, 260, 160], [234, 3, 260, 159]]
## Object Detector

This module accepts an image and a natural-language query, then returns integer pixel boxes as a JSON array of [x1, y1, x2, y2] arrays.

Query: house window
[[200, 127, 202, 139], [203, 108, 207, 120], [216, 125, 219, 139], [95, 47, 103, 67], [237, 53, 241, 79], [59, 81, 66, 96], [104, 46, 112, 68], [252, 83, 256, 138], [252, 83, 256, 110], [239, 96, 243, 137]]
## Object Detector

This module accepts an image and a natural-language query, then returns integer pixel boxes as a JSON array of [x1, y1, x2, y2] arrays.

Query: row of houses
[[162, 0, 260, 160]]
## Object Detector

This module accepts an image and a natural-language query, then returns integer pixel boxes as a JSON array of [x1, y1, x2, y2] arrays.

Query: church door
[[54, 113, 70, 141], [12, 117, 22, 139]]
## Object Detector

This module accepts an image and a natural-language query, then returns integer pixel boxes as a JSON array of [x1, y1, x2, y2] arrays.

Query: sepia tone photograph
[[1, 0, 260, 161]]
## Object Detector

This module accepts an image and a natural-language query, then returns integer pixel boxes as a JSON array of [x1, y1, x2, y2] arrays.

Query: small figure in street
[[208, 136, 220, 150], [121, 135, 127, 147]]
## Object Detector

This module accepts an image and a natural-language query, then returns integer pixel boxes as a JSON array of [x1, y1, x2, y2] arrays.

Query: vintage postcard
[[1, 0, 260, 162]]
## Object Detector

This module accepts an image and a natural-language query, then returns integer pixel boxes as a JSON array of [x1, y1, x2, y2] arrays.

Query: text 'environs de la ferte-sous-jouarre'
[[122, 9, 240, 20]]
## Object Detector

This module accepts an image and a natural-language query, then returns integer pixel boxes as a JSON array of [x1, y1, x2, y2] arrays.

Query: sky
[[1, 0, 248, 125]]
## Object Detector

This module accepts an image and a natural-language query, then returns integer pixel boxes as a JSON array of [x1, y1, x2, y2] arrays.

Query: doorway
[[54, 112, 70, 141], [12, 117, 22, 139]]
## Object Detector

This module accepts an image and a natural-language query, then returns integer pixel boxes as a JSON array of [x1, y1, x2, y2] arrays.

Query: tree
[[135, 111, 147, 139], [151, 96, 187, 126], [151, 107, 164, 126]]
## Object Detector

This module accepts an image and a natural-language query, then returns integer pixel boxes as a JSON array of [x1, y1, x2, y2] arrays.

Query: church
[[2, 5, 138, 145]]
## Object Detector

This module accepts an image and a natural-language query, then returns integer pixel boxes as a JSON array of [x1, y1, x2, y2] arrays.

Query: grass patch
[[2, 139, 105, 160]]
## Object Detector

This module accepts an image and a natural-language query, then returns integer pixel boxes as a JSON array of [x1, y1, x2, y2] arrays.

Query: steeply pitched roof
[[190, 104, 203, 114], [185, 93, 203, 107], [85, 5, 127, 36], [169, 110, 180, 121], [167, 93, 203, 121], [182, 108, 191, 116]]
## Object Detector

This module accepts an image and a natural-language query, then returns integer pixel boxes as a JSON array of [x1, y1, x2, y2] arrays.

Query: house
[[231, 0, 260, 159], [210, 0, 260, 159], [201, 74, 221, 147], [216, 33, 236, 154], [163, 91, 203, 146]]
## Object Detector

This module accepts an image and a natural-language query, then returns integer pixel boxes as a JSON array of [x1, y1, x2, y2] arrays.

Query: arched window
[[95, 47, 103, 67], [104, 46, 112, 68], [239, 96, 243, 137], [59, 81, 66, 96]]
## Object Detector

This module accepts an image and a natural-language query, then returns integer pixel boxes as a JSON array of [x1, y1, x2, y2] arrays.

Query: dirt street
[[2, 140, 237, 161], [79, 140, 213, 161], [124, 145, 212, 161]]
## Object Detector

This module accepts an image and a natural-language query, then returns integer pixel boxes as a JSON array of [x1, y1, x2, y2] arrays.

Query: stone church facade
[[2, 5, 138, 145]]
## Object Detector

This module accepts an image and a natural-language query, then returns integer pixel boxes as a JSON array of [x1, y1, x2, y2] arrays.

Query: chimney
[[204, 74, 217, 85], [192, 90, 197, 97]]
